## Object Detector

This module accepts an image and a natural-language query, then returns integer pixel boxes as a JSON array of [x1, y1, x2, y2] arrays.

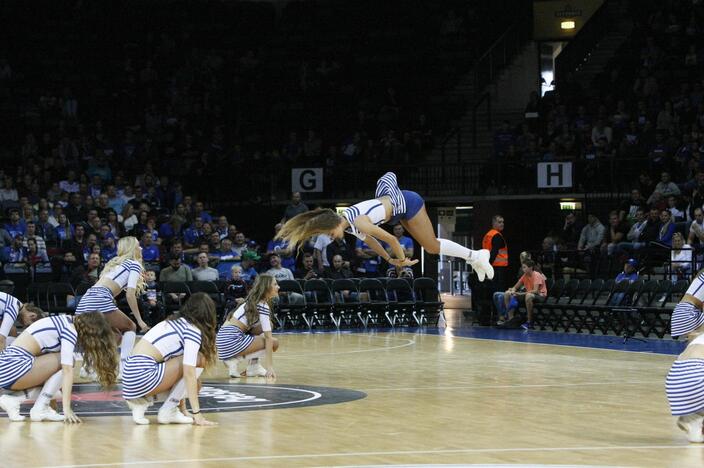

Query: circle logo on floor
[[7, 384, 367, 417]]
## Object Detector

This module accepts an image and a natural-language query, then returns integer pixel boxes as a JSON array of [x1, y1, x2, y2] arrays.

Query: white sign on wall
[[292, 168, 324, 192], [537, 162, 573, 188]]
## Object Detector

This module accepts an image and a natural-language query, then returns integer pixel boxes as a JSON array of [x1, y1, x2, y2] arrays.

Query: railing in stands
[[554, 0, 612, 81], [471, 92, 491, 148]]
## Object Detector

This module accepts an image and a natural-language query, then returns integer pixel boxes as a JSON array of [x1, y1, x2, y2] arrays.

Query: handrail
[[555, 0, 612, 81], [439, 126, 460, 165]]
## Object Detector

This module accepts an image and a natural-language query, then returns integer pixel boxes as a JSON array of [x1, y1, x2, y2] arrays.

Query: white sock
[[120, 331, 136, 370], [438, 238, 471, 260], [160, 378, 187, 411], [33, 371, 63, 409], [6, 336, 15, 346]]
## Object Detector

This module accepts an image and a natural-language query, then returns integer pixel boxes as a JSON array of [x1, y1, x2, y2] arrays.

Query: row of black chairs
[[277, 277, 443, 329], [527, 278, 687, 338], [24, 278, 445, 331]]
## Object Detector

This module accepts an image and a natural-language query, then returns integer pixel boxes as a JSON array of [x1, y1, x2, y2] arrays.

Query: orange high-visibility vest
[[482, 229, 508, 267]]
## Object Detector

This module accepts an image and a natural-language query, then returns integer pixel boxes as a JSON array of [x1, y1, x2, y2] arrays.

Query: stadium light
[[561, 21, 576, 30]]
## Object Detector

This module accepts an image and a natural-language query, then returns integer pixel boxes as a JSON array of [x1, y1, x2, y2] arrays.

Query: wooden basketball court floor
[[1, 313, 702, 468]]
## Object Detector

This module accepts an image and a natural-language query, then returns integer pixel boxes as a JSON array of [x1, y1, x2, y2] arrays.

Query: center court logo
[[7, 383, 367, 417]]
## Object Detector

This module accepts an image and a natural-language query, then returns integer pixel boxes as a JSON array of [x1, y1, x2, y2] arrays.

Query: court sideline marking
[[45, 443, 703, 468]]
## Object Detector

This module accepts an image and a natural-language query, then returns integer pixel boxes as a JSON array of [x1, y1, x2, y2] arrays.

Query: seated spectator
[[295, 252, 319, 280], [560, 211, 582, 249], [670, 232, 693, 281], [325, 254, 353, 279], [140, 232, 160, 263], [265, 253, 294, 282], [266, 223, 296, 271], [36, 210, 57, 245], [647, 172, 681, 205], [654, 209, 676, 248], [142, 269, 162, 325], [159, 253, 194, 283], [355, 238, 381, 277], [688, 208, 704, 248], [225, 265, 248, 308], [26, 238, 48, 266], [101, 235, 117, 262], [615, 208, 650, 256], [601, 211, 628, 257], [385, 224, 414, 260], [22, 221, 46, 255], [192, 252, 219, 281], [610, 259, 640, 306], [502, 259, 547, 330], [281, 192, 309, 223], [578, 214, 605, 252], [3, 235, 26, 263], [239, 251, 260, 284], [183, 216, 204, 248], [619, 189, 647, 222], [70, 252, 102, 290], [4, 209, 26, 238]]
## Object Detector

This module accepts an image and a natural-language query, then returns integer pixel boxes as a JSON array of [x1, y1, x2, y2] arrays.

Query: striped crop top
[[342, 199, 388, 241], [23, 315, 77, 366], [103, 259, 143, 289], [141, 317, 202, 366], [232, 301, 272, 332], [0, 292, 21, 338]]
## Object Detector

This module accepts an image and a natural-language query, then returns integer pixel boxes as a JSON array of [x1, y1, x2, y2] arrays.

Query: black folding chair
[[160, 282, 191, 314], [412, 277, 444, 326], [386, 278, 416, 326], [47, 283, 76, 315], [188, 281, 225, 320], [358, 278, 389, 328], [303, 279, 335, 328], [276, 280, 307, 329], [331, 278, 360, 328]]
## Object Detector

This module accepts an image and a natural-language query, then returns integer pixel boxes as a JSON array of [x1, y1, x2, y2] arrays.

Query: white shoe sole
[[468, 249, 494, 282], [30, 408, 65, 422], [0, 395, 25, 422], [678, 416, 704, 443]]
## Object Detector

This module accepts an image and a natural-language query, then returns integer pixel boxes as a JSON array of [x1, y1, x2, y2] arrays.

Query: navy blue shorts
[[389, 190, 424, 224]]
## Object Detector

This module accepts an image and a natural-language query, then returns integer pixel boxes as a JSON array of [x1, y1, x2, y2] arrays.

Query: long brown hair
[[243, 274, 277, 326], [74, 313, 119, 388], [169, 293, 217, 367], [276, 208, 342, 251]]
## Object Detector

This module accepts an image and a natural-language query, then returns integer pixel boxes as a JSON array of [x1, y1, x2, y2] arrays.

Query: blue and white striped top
[[104, 259, 143, 290], [232, 302, 272, 332], [141, 317, 202, 366], [0, 292, 21, 339], [686, 270, 704, 301], [23, 315, 77, 366], [342, 172, 407, 240]]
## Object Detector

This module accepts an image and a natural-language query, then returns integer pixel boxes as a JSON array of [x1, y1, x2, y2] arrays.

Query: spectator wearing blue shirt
[[141, 232, 160, 263], [2, 235, 26, 263], [101, 236, 118, 262], [355, 238, 380, 277], [238, 250, 260, 284], [654, 209, 676, 248], [4, 209, 26, 239], [267, 223, 296, 271], [193, 201, 212, 223], [610, 259, 640, 306], [385, 224, 414, 260], [183, 216, 204, 248]]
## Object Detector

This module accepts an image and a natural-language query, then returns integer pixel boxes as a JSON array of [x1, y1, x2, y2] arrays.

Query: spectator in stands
[[355, 238, 381, 278], [601, 211, 629, 257], [36, 210, 56, 245], [231, 231, 247, 261], [670, 232, 693, 282], [3, 235, 26, 263], [688, 208, 704, 255], [0, 225, 12, 250], [654, 209, 677, 248], [0, 177, 18, 202], [192, 252, 219, 282], [609, 259, 640, 306], [325, 254, 353, 280], [71, 252, 102, 290], [295, 253, 319, 280], [4, 209, 25, 238], [281, 192, 309, 222], [266, 223, 296, 271], [67, 224, 86, 261], [616, 208, 649, 257], [619, 189, 648, 222], [326, 236, 353, 270], [183, 216, 204, 248], [265, 253, 294, 282], [503, 259, 547, 330], [225, 265, 248, 307], [101, 235, 117, 262], [65, 193, 86, 223], [120, 204, 138, 234], [55, 213, 73, 244], [193, 201, 212, 223], [159, 253, 193, 284], [239, 251, 260, 284], [25, 238, 48, 266], [577, 214, 605, 252], [561, 211, 582, 249], [648, 172, 681, 205], [314, 233, 333, 273], [216, 216, 229, 240], [140, 232, 159, 263]]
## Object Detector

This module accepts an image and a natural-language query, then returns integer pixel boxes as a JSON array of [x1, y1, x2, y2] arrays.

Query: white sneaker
[[467, 249, 494, 282], [30, 405, 65, 422], [246, 363, 267, 377], [224, 358, 243, 378], [79, 366, 98, 382], [157, 406, 194, 425], [0, 394, 26, 422], [126, 397, 153, 425], [677, 414, 704, 443]]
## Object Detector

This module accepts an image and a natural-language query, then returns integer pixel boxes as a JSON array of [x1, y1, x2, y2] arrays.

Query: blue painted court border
[[281, 326, 687, 356]]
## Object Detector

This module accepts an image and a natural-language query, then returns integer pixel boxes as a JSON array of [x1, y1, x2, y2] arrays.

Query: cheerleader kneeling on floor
[[217, 274, 279, 379], [122, 292, 218, 426]]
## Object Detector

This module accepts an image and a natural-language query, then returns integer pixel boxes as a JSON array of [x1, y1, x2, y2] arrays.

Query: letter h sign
[[537, 162, 572, 188]]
